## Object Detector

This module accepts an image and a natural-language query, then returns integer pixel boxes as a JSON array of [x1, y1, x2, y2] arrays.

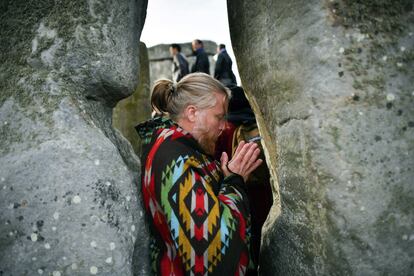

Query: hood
[[135, 116, 175, 146]]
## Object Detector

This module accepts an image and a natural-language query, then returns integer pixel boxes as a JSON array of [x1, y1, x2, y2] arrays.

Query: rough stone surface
[[113, 42, 151, 156], [148, 41, 217, 85], [0, 0, 150, 275], [228, 0, 414, 275]]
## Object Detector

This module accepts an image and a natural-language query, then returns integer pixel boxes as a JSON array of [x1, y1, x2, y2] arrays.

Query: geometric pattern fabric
[[137, 117, 251, 275]]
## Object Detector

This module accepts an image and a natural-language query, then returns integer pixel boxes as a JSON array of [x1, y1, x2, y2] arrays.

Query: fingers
[[245, 158, 263, 176], [228, 142, 262, 180], [220, 152, 231, 177], [233, 142, 256, 163], [220, 151, 228, 165], [240, 146, 261, 177], [233, 140, 245, 157], [241, 143, 260, 166]]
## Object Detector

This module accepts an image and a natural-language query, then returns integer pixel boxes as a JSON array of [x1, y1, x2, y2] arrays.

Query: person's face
[[193, 93, 227, 155], [192, 41, 199, 51], [169, 47, 177, 56]]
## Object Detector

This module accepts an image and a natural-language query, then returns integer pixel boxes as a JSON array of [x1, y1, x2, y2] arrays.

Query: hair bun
[[168, 82, 177, 97]]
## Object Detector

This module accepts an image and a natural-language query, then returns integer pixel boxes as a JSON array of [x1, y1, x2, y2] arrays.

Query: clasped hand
[[220, 141, 263, 183]]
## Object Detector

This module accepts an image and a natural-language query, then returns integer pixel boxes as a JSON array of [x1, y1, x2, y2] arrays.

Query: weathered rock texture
[[0, 0, 149, 275], [113, 42, 151, 156], [228, 0, 414, 275], [148, 41, 217, 85]]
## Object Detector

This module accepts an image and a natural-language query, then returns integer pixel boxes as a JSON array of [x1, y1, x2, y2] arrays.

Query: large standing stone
[[0, 0, 150, 275], [228, 0, 414, 275], [113, 42, 151, 156]]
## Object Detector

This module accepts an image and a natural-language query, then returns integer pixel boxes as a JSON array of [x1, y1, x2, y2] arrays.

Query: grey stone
[[113, 42, 151, 156], [228, 0, 414, 275], [0, 0, 150, 275]]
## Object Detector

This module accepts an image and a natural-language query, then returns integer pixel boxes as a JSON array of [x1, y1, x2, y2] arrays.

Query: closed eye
[[215, 114, 226, 121]]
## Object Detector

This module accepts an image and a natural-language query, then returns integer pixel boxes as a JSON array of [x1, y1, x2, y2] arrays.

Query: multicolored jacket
[[136, 117, 251, 275]]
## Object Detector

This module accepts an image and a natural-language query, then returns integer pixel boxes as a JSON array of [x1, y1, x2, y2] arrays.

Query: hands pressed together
[[220, 140, 263, 183]]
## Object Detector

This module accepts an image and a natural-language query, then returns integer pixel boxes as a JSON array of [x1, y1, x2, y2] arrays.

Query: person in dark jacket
[[170, 43, 189, 82], [214, 86, 272, 275], [135, 73, 263, 275], [214, 44, 237, 87], [191, 39, 210, 74]]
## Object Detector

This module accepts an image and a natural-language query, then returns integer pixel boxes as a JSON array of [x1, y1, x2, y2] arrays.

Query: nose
[[219, 120, 226, 131]]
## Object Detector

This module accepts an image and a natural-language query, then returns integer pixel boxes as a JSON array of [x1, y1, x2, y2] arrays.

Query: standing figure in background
[[214, 44, 237, 88], [191, 39, 210, 74], [169, 43, 189, 83]]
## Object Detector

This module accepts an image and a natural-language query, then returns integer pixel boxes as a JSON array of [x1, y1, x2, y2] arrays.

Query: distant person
[[214, 44, 237, 87], [169, 43, 189, 83], [191, 39, 210, 74]]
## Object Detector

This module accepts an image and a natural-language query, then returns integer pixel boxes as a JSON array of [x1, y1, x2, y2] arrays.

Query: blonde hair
[[150, 73, 231, 121]]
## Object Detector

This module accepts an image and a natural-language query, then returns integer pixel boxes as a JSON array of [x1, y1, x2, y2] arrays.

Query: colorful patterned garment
[[136, 116, 251, 276]]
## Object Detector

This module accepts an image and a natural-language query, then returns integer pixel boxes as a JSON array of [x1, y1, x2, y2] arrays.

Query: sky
[[140, 0, 240, 84]]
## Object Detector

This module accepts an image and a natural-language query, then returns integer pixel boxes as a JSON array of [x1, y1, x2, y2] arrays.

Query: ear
[[185, 105, 198, 123]]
